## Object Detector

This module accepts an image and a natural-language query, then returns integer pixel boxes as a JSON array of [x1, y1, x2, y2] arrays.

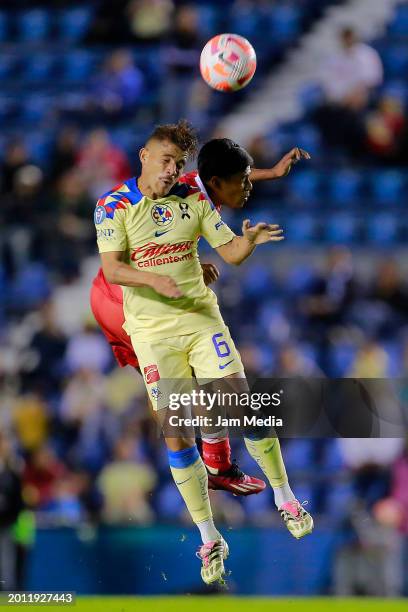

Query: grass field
[[7, 597, 407, 611]]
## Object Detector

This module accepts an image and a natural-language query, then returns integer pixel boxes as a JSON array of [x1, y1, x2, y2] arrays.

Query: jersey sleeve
[[199, 198, 235, 248], [94, 201, 128, 253]]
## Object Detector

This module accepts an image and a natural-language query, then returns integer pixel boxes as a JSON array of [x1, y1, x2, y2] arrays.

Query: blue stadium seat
[[196, 6, 218, 38], [370, 170, 405, 206], [367, 213, 398, 244], [0, 54, 18, 80], [20, 95, 54, 124], [58, 8, 93, 42], [325, 213, 358, 243], [286, 170, 322, 206], [325, 482, 355, 518], [24, 132, 53, 163], [327, 170, 362, 206], [17, 10, 50, 43], [269, 5, 301, 43], [0, 11, 9, 42], [60, 51, 95, 83], [382, 45, 408, 78], [293, 124, 322, 157], [323, 440, 345, 472], [281, 440, 315, 472], [229, 5, 260, 39], [388, 5, 408, 36], [285, 214, 317, 242], [330, 343, 357, 376], [24, 54, 55, 83]]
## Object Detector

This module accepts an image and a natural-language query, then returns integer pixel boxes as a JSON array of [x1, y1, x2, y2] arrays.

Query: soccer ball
[[200, 33, 257, 92]]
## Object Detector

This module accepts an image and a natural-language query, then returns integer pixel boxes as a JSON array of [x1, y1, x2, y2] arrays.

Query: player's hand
[[150, 275, 183, 299], [201, 263, 220, 285], [242, 219, 284, 245], [272, 147, 311, 178]]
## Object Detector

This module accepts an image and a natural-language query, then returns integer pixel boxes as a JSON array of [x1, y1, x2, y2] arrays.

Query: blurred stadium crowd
[[0, 0, 408, 597]]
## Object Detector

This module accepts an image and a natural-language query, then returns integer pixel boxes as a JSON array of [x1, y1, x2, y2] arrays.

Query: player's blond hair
[[146, 120, 198, 160]]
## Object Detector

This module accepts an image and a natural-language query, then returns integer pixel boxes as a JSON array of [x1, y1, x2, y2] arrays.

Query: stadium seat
[[24, 54, 55, 83], [370, 170, 405, 206], [60, 51, 95, 83], [382, 45, 408, 78], [0, 54, 18, 80], [327, 170, 362, 206], [286, 170, 322, 207], [24, 131, 53, 163], [330, 343, 358, 376], [388, 5, 408, 36], [20, 95, 53, 124], [281, 440, 315, 472], [269, 5, 301, 43], [367, 213, 398, 244], [285, 214, 317, 242], [0, 11, 9, 42], [58, 8, 93, 42], [324, 482, 355, 518], [293, 124, 322, 157], [324, 213, 358, 243], [17, 10, 50, 43]]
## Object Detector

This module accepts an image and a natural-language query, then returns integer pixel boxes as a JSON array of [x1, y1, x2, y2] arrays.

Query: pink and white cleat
[[196, 538, 229, 585], [279, 500, 314, 539]]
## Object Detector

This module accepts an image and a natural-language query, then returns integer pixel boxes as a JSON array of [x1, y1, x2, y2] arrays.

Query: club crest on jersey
[[144, 364, 160, 384], [94, 206, 106, 225], [151, 203, 174, 227]]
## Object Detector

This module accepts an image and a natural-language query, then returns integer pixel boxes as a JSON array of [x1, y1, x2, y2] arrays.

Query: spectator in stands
[[90, 50, 144, 122], [299, 247, 357, 369], [321, 26, 383, 108], [48, 126, 79, 186], [75, 128, 131, 199], [127, 0, 173, 42], [26, 301, 67, 396], [162, 4, 203, 122], [1, 164, 47, 280], [0, 431, 24, 591], [367, 259, 408, 336], [97, 434, 157, 524], [315, 26, 383, 156], [12, 392, 49, 453], [365, 94, 406, 163], [22, 445, 66, 511], [0, 140, 30, 194]]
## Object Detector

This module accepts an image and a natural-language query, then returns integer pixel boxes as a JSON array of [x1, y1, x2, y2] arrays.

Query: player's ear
[[207, 176, 222, 192], [139, 147, 148, 165]]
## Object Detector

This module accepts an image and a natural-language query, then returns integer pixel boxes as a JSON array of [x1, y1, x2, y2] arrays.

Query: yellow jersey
[[95, 177, 235, 341]]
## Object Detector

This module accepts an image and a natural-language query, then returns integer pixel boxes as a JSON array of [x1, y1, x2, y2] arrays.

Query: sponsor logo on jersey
[[144, 364, 160, 384], [131, 241, 193, 262], [94, 206, 106, 225], [215, 220, 224, 230], [151, 203, 174, 227], [150, 386, 162, 400]]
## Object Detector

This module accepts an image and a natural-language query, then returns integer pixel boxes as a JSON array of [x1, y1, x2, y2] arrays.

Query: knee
[[165, 436, 196, 452]]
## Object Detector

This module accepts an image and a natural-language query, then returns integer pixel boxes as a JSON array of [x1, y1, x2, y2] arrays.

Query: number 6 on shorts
[[212, 332, 231, 358]]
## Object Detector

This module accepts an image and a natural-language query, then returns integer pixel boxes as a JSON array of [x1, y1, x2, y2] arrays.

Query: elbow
[[102, 265, 116, 284]]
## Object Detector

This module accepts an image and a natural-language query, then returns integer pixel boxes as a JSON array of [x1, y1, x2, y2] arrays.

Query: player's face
[[216, 166, 253, 209], [140, 139, 187, 198]]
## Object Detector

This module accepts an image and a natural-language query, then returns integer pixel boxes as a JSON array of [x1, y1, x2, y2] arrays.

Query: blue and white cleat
[[279, 500, 314, 539]]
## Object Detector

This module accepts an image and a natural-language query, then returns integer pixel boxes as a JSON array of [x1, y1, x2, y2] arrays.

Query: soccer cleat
[[196, 538, 229, 585], [207, 462, 266, 496], [279, 500, 314, 539]]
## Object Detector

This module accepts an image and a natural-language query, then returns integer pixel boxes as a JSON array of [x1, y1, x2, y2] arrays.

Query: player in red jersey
[[90, 127, 309, 498]]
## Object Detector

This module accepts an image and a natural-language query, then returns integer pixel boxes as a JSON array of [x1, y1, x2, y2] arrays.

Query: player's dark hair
[[198, 138, 253, 182], [146, 120, 198, 159]]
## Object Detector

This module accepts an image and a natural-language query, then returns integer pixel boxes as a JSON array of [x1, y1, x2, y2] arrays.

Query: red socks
[[202, 438, 232, 474]]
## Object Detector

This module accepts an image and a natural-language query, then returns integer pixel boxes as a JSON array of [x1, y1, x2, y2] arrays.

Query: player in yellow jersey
[[95, 122, 313, 585]]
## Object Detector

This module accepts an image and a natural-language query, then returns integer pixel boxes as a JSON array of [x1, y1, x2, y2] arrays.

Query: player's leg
[[190, 324, 313, 538], [131, 335, 228, 584]]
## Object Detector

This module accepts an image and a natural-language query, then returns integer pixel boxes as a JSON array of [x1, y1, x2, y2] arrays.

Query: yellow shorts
[[131, 324, 244, 410]]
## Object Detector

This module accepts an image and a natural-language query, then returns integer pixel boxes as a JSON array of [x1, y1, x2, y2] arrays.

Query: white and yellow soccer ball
[[200, 33, 257, 92]]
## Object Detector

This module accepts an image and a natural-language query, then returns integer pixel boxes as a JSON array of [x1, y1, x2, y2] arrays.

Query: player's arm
[[100, 251, 182, 298], [199, 197, 283, 267], [250, 147, 311, 182], [216, 220, 283, 266]]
